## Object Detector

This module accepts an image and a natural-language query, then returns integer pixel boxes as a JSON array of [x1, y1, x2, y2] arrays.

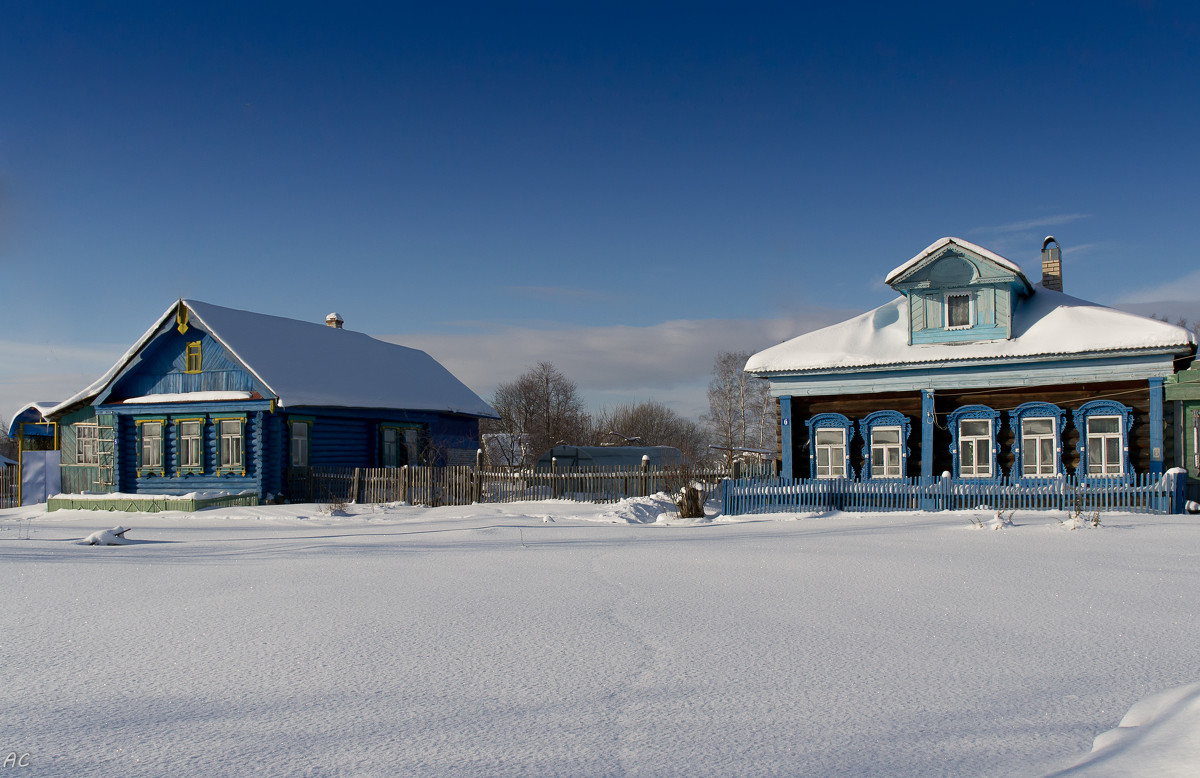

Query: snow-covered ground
[[2, 497, 1198, 777]]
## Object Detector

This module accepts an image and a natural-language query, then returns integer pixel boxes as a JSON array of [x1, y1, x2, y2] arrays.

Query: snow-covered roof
[[7, 401, 62, 437], [43, 300, 499, 419], [745, 287, 1196, 375], [884, 236, 1031, 289]]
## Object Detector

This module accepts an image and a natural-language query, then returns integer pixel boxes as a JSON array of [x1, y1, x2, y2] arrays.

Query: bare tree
[[0, 416, 17, 461], [702, 351, 776, 467], [485, 362, 590, 459], [593, 400, 709, 462]]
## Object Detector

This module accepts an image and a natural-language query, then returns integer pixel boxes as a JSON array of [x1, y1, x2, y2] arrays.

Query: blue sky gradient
[[3, 1, 1199, 421]]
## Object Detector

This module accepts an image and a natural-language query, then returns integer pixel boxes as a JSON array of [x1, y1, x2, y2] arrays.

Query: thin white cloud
[[1116, 267, 1200, 306], [977, 213, 1091, 234], [0, 339, 125, 423], [382, 309, 853, 420]]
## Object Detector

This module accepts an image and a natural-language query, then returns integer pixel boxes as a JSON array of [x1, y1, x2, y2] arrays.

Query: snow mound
[[597, 494, 686, 524], [1047, 682, 1200, 776], [82, 526, 132, 545]]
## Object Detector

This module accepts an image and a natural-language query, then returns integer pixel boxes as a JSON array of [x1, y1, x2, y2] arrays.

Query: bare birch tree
[[702, 351, 775, 467]]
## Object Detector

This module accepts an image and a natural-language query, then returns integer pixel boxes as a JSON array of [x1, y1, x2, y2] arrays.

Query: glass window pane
[[816, 429, 843, 445], [1023, 418, 1053, 435], [947, 294, 971, 327], [1089, 417, 1119, 434], [873, 428, 899, 444], [1039, 439, 1055, 471], [961, 420, 989, 437]]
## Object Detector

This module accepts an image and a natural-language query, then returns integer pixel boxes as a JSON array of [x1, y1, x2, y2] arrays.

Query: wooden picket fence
[[0, 466, 18, 509], [721, 472, 1186, 516], [287, 464, 728, 507]]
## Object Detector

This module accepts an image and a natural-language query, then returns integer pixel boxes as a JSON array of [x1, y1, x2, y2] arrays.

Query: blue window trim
[[805, 412, 854, 479], [1072, 400, 1133, 482], [947, 405, 1001, 481], [1008, 402, 1066, 480], [858, 410, 911, 479]]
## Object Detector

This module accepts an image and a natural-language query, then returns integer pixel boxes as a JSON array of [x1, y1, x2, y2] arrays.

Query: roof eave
[[747, 344, 1195, 379]]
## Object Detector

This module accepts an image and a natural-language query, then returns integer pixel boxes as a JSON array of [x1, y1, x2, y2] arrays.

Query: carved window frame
[[805, 413, 853, 479], [948, 405, 1001, 480], [858, 411, 911, 479], [1073, 400, 1132, 480], [1008, 402, 1066, 479]]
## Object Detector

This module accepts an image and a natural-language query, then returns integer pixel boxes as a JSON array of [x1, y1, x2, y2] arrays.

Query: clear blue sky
[[3, 1, 1199, 422]]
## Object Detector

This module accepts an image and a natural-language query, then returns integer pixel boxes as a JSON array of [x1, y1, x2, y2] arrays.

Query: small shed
[[535, 445, 685, 470], [1166, 364, 1200, 501]]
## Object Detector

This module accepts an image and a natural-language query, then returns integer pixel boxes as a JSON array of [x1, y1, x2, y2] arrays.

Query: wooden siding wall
[[787, 380, 1162, 479], [118, 410, 264, 495], [269, 410, 482, 498], [109, 329, 263, 400], [790, 391, 924, 477]]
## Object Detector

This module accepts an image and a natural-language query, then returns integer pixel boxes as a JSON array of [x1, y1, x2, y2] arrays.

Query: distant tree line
[[482, 354, 777, 470]]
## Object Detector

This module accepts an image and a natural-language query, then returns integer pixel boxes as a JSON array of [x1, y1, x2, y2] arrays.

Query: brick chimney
[[325, 312, 344, 329], [1041, 236, 1063, 292]]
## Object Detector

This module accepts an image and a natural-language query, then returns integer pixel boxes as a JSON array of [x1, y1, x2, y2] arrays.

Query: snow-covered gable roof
[[745, 287, 1196, 376], [885, 236, 1032, 291], [46, 300, 499, 419]]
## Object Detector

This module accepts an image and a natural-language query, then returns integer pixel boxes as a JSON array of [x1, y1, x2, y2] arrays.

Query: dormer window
[[945, 293, 972, 329]]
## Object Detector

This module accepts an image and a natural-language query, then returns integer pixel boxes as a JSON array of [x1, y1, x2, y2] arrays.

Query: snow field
[[2, 499, 1198, 777]]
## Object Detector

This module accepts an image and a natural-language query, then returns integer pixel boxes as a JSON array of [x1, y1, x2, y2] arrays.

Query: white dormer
[[885, 237, 1033, 346]]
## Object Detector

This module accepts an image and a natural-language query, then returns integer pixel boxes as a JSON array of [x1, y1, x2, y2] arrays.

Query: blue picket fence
[[721, 472, 1185, 516]]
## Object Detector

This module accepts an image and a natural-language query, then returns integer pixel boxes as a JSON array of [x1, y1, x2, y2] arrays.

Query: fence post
[[1171, 469, 1186, 514], [640, 455, 649, 497], [474, 449, 483, 503], [732, 459, 742, 480]]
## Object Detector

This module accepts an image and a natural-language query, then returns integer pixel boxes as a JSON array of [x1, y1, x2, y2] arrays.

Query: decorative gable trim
[[885, 237, 1032, 291]]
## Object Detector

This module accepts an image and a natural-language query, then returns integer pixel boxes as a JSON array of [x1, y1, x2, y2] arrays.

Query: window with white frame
[[218, 419, 244, 472], [76, 424, 100, 465], [140, 421, 163, 471], [815, 428, 847, 478], [178, 420, 203, 471], [1086, 416, 1124, 476], [870, 426, 902, 478], [945, 292, 973, 329], [1193, 411, 1199, 471], [290, 421, 310, 468], [958, 419, 992, 477], [1021, 417, 1058, 476]]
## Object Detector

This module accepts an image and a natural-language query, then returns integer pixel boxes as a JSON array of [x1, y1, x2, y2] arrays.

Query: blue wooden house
[[36, 300, 498, 501], [745, 237, 1196, 487]]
